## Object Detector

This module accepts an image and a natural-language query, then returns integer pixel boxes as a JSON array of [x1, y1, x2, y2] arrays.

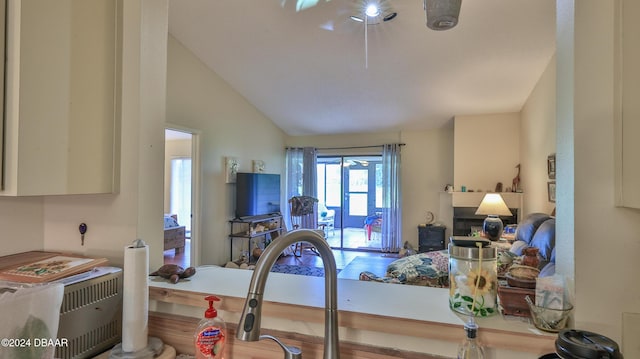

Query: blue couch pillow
[[529, 218, 555, 263]]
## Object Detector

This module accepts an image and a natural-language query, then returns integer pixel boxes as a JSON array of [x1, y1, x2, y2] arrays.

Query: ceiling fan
[[348, 0, 462, 67], [278, 0, 462, 67], [279, 0, 462, 31]]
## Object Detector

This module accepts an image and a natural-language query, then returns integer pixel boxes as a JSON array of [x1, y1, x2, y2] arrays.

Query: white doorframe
[[165, 125, 201, 266]]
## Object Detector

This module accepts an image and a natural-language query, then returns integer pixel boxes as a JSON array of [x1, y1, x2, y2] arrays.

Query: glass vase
[[449, 244, 498, 317]]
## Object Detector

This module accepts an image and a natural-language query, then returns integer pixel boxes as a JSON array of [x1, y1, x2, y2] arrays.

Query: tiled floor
[[336, 255, 397, 280], [325, 227, 383, 250]]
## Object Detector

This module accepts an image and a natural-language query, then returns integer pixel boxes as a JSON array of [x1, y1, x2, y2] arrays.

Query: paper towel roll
[[122, 242, 149, 353]]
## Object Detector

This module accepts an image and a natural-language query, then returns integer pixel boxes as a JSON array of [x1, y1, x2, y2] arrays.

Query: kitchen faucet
[[236, 229, 340, 359]]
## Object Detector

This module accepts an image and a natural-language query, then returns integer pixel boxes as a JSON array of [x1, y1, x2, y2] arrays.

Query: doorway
[[164, 128, 199, 267], [317, 155, 382, 251]]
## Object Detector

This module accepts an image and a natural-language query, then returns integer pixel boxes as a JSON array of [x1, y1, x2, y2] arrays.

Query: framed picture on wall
[[548, 181, 556, 203], [253, 160, 265, 173], [547, 154, 556, 179], [225, 157, 238, 183]]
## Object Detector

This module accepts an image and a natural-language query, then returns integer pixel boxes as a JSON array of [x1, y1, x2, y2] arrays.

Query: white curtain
[[284, 147, 318, 229], [381, 144, 402, 252]]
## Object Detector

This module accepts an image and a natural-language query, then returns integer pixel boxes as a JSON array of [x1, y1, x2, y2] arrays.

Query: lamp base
[[483, 215, 504, 241]]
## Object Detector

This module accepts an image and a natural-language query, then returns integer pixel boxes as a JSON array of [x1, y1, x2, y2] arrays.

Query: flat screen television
[[235, 173, 281, 218]]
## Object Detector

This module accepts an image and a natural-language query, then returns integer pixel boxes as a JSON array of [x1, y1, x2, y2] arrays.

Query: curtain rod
[[286, 143, 405, 150]]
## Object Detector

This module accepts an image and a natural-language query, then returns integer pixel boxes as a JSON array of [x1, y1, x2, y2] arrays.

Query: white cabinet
[[615, 0, 640, 208], [1, 0, 119, 196]]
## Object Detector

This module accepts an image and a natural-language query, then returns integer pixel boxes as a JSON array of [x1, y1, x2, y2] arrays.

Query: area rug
[[270, 264, 339, 277]]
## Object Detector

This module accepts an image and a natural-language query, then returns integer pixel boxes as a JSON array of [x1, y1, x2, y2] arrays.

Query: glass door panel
[[344, 166, 368, 227], [317, 155, 382, 250], [317, 157, 342, 248]]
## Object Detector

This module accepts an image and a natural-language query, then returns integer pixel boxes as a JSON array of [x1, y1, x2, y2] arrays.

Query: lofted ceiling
[[168, 0, 556, 136]]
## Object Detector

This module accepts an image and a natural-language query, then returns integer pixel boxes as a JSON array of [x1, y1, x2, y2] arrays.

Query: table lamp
[[475, 193, 513, 241]]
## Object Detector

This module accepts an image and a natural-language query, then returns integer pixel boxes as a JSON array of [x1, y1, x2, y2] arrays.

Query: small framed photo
[[225, 157, 238, 183], [253, 160, 265, 173], [548, 181, 556, 203], [547, 154, 556, 179]]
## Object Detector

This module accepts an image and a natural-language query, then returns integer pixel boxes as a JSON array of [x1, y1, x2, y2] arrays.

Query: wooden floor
[[163, 239, 191, 267], [163, 239, 397, 280]]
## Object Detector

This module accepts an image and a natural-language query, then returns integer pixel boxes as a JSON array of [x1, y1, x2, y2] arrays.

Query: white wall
[[557, 1, 640, 355], [166, 35, 287, 266], [0, 196, 43, 255], [286, 128, 455, 249], [453, 113, 520, 193], [520, 55, 557, 216], [402, 128, 455, 242]]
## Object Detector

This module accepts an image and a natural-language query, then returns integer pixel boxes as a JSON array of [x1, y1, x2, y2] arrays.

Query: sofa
[[508, 212, 556, 277], [358, 212, 556, 287]]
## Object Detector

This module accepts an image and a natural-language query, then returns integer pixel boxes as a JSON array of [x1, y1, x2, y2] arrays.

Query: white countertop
[[149, 265, 549, 336]]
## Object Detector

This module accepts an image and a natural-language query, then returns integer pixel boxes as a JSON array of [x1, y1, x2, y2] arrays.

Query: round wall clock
[[425, 211, 435, 224]]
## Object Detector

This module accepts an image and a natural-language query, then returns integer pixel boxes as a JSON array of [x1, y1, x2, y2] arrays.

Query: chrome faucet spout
[[236, 229, 340, 359]]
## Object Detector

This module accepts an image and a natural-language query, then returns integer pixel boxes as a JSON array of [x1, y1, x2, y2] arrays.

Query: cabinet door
[[2, 0, 119, 195], [616, 0, 640, 208]]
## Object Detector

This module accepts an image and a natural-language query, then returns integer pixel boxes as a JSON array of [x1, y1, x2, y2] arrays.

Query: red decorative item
[[521, 247, 540, 268]]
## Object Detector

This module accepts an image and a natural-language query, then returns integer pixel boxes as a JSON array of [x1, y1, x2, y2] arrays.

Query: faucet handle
[[259, 335, 302, 359]]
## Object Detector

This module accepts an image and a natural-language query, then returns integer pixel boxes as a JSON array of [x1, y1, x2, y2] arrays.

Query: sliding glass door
[[317, 155, 382, 250]]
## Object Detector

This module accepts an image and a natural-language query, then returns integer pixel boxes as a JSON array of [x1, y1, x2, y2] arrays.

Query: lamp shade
[[475, 193, 512, 217]]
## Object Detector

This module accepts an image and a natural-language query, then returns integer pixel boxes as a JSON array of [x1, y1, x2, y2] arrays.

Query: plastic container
[[194, 295, 226, 359], [449, 243, 498, 317], [539, 329, 623, 359]]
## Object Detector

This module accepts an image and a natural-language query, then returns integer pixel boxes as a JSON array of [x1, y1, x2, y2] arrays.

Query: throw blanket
[[289, 196, 317, 216], [359, 250, 450, 288]]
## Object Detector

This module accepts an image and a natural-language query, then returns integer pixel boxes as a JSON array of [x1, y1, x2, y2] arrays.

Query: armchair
[[317, 203, 335, 237]]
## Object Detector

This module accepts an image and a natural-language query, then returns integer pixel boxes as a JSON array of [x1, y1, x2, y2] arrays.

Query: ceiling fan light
[[365, 4, 380, 17], [350, 0, 397, 25], [424, 0, 462, 31]]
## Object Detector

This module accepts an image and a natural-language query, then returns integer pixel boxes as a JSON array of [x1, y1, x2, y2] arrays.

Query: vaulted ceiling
[[168, 0, 556, 136]]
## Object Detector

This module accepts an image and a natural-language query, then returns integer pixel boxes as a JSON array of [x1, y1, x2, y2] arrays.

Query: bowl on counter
[[526, 296, 573, 332]]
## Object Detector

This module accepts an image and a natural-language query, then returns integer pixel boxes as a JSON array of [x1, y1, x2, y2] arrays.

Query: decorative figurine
[[512, 164, 521, 192], [150, 264, 196, 284]]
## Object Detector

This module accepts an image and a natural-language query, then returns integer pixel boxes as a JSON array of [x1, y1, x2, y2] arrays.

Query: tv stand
[[229, 213, 283, 262]]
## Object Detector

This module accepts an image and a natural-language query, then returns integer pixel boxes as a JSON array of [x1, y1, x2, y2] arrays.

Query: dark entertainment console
[[228, 213, 283, 262], [418, 225, 446, 252]]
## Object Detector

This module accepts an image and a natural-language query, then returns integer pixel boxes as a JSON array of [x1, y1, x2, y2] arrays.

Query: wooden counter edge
[[149, 286, 555, 355], [149, 311, 449, 359]]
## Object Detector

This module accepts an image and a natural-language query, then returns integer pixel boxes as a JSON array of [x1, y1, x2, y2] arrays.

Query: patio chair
[[317, 202, 335, 237]]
